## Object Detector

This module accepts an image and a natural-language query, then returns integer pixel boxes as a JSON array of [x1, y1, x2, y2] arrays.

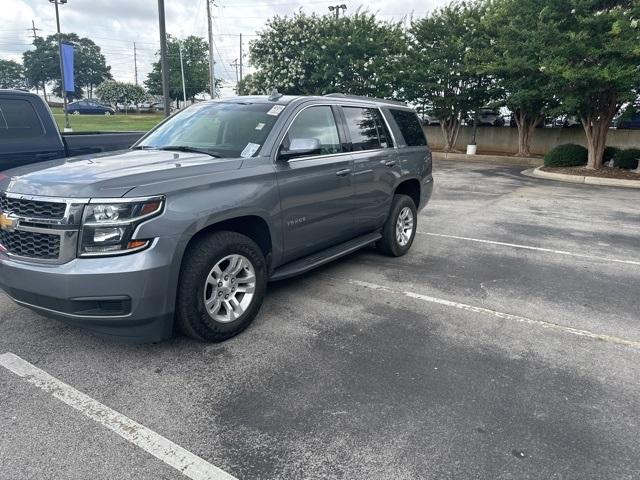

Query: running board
[[270, 232, 382, 281]]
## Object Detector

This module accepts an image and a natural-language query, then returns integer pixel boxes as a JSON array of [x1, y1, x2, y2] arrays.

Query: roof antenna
[[268, 88, 283, 101]]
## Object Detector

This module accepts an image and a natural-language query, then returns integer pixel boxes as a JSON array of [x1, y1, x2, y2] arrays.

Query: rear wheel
[[104, 111, 112, 116], [377, 194, 417, 257], [72, 110, 80, 115], [176, 231, 267, 342]]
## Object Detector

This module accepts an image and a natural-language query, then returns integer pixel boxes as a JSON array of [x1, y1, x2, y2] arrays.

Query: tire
[[104, 111, 112, 116], [377, 194, 417, 257], [176, 231, 267, 342], [72, 110, 80, 115]]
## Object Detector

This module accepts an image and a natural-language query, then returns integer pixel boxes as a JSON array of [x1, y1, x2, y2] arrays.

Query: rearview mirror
[[279, 138, 321, 159]]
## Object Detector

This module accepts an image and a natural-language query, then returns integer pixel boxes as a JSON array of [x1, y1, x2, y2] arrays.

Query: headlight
[[80, 196, 164, 256]]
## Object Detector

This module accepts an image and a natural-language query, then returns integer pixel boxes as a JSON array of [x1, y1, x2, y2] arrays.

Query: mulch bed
[[540, 166, 640, 180]]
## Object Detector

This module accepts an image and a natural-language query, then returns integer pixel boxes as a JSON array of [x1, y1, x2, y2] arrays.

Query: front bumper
[[0, 237, 179, 342]]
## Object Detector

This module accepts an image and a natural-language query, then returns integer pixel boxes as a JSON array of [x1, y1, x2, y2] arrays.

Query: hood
[[0, 149, 242, 198]]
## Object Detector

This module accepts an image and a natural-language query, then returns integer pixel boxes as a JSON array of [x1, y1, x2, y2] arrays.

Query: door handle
[[384, 160, 397, 167], [335, 168, 352, 177]]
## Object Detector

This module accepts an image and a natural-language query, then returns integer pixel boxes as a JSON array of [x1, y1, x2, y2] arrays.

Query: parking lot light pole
[[157, 0, 171, 118], [50, 0, 71, 131]]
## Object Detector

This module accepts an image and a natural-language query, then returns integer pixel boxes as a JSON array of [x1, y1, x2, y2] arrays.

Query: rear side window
[[389, 109, 427, 147], [0, 99, 44, 139], [342, 107, 392, 151]]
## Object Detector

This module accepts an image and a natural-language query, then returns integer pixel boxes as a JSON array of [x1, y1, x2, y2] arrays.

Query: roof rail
[[323, 93, 407, 107]]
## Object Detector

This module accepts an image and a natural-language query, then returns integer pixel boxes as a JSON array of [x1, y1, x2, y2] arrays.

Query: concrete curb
[[432, 151, 543, 167], [530, 166, 640, 189]]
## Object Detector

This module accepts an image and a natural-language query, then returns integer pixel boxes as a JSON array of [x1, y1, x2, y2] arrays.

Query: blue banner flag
[[61, 42, 74, 93]]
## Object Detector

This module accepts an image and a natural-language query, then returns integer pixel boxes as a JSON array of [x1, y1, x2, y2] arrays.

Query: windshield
[[136, 102, 282, 158]]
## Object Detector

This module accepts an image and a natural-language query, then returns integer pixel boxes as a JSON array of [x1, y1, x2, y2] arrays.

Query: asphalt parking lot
[[1, 160, 639, 480]]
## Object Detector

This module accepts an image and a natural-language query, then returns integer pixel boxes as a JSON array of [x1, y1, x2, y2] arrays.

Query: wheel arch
[[394, 178, 421, 209]]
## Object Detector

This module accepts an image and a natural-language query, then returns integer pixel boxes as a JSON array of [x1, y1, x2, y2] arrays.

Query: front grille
[[0, 195, 66, 219], [0, 229, 60, 259]]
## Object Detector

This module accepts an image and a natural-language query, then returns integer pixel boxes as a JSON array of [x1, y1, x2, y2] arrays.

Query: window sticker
[[267, 105, 285, 116], [240, 142, 261, 158], [255, 122, 266, 130]]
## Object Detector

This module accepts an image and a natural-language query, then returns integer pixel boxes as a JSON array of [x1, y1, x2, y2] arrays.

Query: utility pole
[[27, 20, 41, 96], [238, 33, 243, 94], [206, 0, 216, 98], [50, 0, 71, 131], [178, 41, 187, 107], [157, 0, 171, 117], [27, 20, 41, 39], [230, 59, 239, 84], [133, 42, 138, 85]]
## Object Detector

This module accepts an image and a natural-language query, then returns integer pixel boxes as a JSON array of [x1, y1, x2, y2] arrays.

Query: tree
[[246, 10, 407, 98], [23, 37, 56, 100], [145, 35, 213, 105], [540, 0, 640, 169], [481, 0, 558, 157], [23, 33, 111, 101], [405, 2, 497, 151], [96, 80, 148, 108], [0, 59, 26, 89]]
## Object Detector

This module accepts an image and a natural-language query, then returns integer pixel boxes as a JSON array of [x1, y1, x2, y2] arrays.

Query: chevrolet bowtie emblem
[[0, 212, 18, 232]]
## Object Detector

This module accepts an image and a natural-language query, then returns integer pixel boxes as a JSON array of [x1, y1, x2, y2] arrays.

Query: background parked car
[[421, 114, 440, 126], [613, 113, 640, 130], [468, 108, 505, 127], [66, 99, 116, 116], [554, 115, 581, 128]]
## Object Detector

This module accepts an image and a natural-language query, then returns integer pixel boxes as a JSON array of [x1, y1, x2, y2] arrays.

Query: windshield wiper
[[158, 145, 221, 157]]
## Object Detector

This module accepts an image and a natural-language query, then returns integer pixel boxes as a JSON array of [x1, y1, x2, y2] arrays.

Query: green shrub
[[544, 144, 588, 167], [613, 148, 640, 170], [603, 146, 621, 163]]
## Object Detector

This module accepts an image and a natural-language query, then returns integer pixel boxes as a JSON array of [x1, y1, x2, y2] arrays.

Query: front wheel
[[377, 194, 417, 257], [71, 110, 80, 115], [176, 231, 267, 342], [104, 111, 112, 116]]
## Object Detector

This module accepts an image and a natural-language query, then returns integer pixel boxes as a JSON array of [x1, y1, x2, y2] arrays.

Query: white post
[[179, 41, 187, 107]]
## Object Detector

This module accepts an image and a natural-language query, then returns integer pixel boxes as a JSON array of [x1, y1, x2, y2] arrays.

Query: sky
[[0, 0, 446, 98]]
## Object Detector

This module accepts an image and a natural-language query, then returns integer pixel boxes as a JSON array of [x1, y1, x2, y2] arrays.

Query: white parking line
[[418, 232, 640, 266], [0, 353, 237, 480], [346, 279, 640, 349]]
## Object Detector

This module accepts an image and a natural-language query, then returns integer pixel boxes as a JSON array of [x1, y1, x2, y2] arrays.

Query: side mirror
[[279, 138, 321, 159]]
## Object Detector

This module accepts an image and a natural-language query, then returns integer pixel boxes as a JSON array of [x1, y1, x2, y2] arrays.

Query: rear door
[[274, 104, 355, 263], [339, 105, 400, 234]]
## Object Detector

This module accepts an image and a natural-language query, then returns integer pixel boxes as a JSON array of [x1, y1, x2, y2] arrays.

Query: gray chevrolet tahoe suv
[[0, 93, 433, 342]]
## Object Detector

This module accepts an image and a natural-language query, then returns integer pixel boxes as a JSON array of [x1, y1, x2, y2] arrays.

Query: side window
[[343, 107, 382, 151], [0, 99, 44, 140], [389, 109, 427, 147], [283, 105, 341, 158]]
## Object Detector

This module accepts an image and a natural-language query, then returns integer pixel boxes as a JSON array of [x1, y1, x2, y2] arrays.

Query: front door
[[275, 105, 355, 263]]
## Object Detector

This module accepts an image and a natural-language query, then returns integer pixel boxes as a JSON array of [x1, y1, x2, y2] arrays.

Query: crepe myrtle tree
[[247, 10, 407, 98], [405, 1, 497, 152], [540, 0, 640, 169], [96, 80, 148, 109], [480, 0, 559, 157]]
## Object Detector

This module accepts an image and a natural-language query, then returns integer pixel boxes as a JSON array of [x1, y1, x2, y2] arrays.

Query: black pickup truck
[[0, 90, 145, 171]]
